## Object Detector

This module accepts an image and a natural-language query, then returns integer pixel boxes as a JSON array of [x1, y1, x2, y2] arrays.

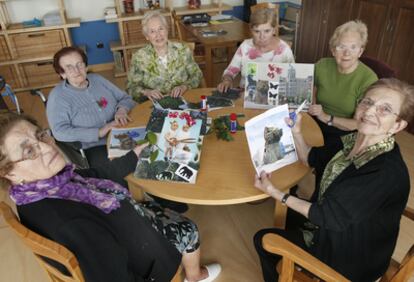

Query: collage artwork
[[134, 108, 208, 184], [244, 62, 314, 110]]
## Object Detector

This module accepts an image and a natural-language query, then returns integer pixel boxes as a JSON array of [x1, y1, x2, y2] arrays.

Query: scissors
[[288, 100, 308, 128]]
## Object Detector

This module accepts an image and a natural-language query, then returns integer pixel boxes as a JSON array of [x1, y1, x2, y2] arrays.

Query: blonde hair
[[329, 20, 368, 50], [142, 10, 168, 36], [249, 8, 278, 29]]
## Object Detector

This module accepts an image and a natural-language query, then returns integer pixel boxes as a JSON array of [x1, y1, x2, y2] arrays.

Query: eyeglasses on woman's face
[[10, 129, 52, 164], [63, 61, 86, 74], [335, 44, 361, 54], [357, 97, 399, 117]]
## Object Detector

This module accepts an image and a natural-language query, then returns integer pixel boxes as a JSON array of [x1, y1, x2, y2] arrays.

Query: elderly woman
[[309, 20, 378, 145], [0, 113, 221, 282], [46, 46, 136, 167], [127, 10, 203, 102], [254, 78, 413, 281], [217, 8, 295, 93]]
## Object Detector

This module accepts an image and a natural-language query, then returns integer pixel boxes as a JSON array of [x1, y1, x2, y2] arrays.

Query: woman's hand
[[285, 112, 303, 135], [98, 121, 118, 138], [170, 85, 188, 98], [217, 76, 233, 93], [308, 104, 329, 123], [133, 142, 149, 157], [114, 107, 132, 126], [144, 89, 164, 101], [254, 171, 276, 195]]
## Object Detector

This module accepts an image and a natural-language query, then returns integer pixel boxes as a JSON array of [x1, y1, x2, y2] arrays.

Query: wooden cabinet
[[0, 0, 80, 92], [106, 0, 232, 77], [296, 0, 355, 63], [296, 0, 414, 84], [350, 0, 414, 80]]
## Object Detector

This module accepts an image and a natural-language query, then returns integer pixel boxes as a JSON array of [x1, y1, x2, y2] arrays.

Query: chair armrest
[[403, 207, 414, 221], [262, 233, 349, 282]]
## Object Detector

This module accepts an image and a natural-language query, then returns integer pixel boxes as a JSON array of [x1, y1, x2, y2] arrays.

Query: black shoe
[[151, 195, 189, 213]]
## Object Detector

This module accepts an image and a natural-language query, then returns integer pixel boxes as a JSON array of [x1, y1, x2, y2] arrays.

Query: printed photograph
[[245, 104, 298, 174]]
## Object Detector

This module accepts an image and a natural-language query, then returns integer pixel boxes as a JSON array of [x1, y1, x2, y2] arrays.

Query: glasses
[[64, 62, 86, 74], [357, 98, 399, 117], [148, 26, 166, 36], [335, 44, 361, 53], [10, 129, 52, 164]]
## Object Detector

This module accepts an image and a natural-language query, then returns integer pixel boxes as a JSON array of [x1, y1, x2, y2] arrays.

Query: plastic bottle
[[200, 95, 207, 111], [230, 113, 237, 134]]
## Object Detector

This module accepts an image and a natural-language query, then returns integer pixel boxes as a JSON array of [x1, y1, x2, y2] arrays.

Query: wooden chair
[[171, 10, 206, 70], [262, 207, 414, 281], [0, 201, 85, 282], [0, 201, 185, 282]]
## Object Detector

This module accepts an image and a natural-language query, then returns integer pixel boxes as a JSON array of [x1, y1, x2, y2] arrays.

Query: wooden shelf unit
[[107, 0, 232, 77], [0, 0, 80, 92]]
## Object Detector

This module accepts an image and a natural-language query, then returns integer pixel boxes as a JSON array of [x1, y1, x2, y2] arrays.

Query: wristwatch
[[281, 193, 290, 205], [327, 115, 334, 126]]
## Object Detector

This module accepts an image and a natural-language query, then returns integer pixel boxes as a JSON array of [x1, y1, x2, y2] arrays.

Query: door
[[352, 0, 393, 59], [385, 0, 414, 83], [296, 0, 356, 63]]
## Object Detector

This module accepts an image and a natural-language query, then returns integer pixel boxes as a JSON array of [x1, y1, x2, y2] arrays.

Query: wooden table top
[[125, 88, 323, 205], [180, 20, 251, 46]]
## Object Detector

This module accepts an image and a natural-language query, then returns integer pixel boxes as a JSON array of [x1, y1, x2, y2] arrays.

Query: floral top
[[222, 38, 295, 87], [127, 41, 202, 102]]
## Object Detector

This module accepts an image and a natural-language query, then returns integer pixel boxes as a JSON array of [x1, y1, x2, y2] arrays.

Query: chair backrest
[[250, 3, 280, 36], [359, 56, 396, 79], [0, 201, 85, 282], [262, 207, 414, 282]]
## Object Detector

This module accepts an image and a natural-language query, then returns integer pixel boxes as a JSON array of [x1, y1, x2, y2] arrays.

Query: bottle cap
[[230, 113, 237, 121]]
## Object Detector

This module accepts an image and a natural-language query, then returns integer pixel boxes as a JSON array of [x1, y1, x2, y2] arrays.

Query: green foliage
[[211, 114, 245, 141], [150, 150, 159, 162], [157, 96, 186, 110], [146, 131, 157, 145]]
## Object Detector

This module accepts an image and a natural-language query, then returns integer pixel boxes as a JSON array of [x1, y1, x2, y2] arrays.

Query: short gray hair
[[142, 10, 168, 36], [329, 20, 368, 50]]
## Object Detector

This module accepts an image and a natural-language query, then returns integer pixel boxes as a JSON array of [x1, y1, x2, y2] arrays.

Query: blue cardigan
[[47, 73, 136, 149]]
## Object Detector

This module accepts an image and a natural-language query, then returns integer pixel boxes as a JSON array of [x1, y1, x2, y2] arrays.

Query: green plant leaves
[[146, 131, 157, 145]]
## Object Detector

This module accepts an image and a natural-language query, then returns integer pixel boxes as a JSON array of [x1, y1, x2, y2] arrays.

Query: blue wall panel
[[70, 20, 120, 65]]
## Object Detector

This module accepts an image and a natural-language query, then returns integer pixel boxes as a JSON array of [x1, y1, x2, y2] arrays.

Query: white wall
[[6, 0, 300, 22]]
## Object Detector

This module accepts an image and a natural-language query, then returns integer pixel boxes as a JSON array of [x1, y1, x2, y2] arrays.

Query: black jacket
[[17, 151, 181, 282], [308, 143, 409, 281]]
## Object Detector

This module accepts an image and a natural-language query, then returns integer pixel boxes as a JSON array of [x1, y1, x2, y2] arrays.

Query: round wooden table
[[125, 88, 323, 228]]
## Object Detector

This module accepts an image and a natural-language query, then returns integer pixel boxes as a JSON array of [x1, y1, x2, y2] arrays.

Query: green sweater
[[315, 58, 377, 118]]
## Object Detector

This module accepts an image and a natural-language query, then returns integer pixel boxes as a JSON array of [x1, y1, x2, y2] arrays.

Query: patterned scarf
[[9, 164, 130, 214]]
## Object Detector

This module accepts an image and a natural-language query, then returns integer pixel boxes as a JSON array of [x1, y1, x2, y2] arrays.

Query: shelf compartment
[[20, 60, 60, 88]]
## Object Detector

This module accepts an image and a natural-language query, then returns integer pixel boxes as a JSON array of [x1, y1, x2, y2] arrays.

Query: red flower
[[97, 97, 108, 109], [168, 112, 179, 118], [247, 48, 262, 60]]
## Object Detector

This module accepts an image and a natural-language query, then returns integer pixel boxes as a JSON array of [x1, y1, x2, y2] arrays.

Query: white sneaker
[[184, 263, 222, 282]]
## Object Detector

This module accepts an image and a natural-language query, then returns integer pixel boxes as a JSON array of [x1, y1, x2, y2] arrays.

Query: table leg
[[204, 45, 213, 87], [273, 201, 288, 229]]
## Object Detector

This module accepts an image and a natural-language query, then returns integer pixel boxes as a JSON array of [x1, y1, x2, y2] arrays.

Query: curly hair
[[329, 20, 368, 50], [142, 10, 169, 36]]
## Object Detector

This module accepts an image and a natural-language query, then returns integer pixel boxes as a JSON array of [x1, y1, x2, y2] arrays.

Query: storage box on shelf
[[106, 0, 232, 77], [0, 0, 80, 92]]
